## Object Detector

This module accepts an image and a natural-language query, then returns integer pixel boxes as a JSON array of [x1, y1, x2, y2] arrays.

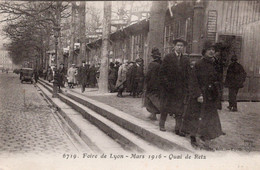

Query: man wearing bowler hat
[[159, 38, 190, 135]]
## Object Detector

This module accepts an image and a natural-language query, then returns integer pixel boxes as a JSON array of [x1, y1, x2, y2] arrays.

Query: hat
[[151, 47, 161, 57], [109, 62, 115, 67], [172, 38, 188, 46], [231, 55, 238, 61], [202, 40, 216, 56], [135, 58, 143, 63]]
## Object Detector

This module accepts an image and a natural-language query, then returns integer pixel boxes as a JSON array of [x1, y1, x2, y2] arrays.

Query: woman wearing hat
[[144, 47, 162, 120], [67, 64, 77, 88], [188, 40, 225, 149]]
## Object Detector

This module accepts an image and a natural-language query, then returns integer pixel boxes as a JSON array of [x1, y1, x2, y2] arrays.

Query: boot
[[190, 136, 198, 147], [148, 113, 157, 121], [159, 120, 166, 131]]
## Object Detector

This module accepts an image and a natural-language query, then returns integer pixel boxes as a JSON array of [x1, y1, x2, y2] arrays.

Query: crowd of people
[[36, 37, 246, 150], [42, 63, 100, 92]]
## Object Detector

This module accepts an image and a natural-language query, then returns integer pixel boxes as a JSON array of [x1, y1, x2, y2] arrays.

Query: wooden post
[[98, 1, 111, 93]]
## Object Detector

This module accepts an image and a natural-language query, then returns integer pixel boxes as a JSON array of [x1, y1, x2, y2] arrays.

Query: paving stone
[[0, 73, 87, 155]]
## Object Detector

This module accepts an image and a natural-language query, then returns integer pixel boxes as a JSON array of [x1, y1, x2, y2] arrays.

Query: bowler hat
[[172, 38, 188, 46]]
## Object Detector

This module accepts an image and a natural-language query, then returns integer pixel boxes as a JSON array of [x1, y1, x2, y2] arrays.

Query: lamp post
[[52, 26, 61, 98]]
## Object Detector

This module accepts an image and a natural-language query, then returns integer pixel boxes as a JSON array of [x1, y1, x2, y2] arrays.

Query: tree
[[0, 1, 70, 68], [98, 1, 111, 93], [78, 1, 86, 64]]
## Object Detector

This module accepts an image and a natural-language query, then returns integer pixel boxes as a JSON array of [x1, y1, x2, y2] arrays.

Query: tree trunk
[[79, 1, 86, 64], [146, 1, 167, 72], [69, 2, 76, 67], [98, 1, 111, 93], [55, 1, 62, 67]]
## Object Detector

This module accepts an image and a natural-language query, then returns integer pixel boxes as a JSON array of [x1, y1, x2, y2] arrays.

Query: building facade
[[84, 0, 260, 100]]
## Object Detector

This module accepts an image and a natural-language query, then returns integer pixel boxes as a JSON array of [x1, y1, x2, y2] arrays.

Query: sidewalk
[[68, 86, 260, 152]]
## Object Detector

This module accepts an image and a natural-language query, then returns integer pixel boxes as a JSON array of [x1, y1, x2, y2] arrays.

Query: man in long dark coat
[[130, 58, 144, 98], [159, 38, 190, 135], [144, 47, 162, 120], [88, 64, 97, 88], [108, 62, 117, 93], [78, 61, 88, 93], [182, 41, 225, 148], [224, 55, 246, 112], [57, 63, 66, 88]]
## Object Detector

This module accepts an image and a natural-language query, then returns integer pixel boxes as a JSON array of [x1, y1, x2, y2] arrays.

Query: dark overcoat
[[126, 64, 134, 92], [88, 66, 97, 87], [159, 52, 190, 115], [144, 58, 162, 113], [78, 66, 88, 85], [108, 67, 117, 91], [185, 57, 224, 140], [57, 67, 66, 86], [129, 63, 144, 93], [224, 62, 246, 89]]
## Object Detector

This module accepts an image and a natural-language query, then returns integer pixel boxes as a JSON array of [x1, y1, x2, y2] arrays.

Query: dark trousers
[[228, 87, 239, 109], [117, 82, 126, 95], [81, 84, 86, 92], [159, 112, 182, 131]]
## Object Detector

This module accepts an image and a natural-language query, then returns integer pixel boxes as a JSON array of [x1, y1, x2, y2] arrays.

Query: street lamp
[[52, 26, 61, 98]]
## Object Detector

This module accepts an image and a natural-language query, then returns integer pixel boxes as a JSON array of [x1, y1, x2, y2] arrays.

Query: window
[[164, 18, 193, 55], [131, 34, 144, 60]]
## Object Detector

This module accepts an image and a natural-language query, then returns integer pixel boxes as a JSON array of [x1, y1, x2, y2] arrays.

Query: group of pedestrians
[[143, 38, 246, 150], [70, 62, 99, 92]]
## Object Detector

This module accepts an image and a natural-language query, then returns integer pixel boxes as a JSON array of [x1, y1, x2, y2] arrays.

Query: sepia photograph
[[0, 0, 259, 169]]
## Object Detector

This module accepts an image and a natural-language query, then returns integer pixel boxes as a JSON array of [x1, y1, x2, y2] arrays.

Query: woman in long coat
[[67, 64, 77, 88], [144, 48, 162, 120], [182, 41, 225, 149], [116, 62, 128, 97], [47, 66, 53, 82]]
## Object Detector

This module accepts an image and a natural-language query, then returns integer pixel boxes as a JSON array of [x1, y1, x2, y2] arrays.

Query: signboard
[[207, 10, 217, 42]]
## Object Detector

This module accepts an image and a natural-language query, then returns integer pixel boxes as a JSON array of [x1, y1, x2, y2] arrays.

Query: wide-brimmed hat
[[231, 55, 238, 61], [202, 40, 216, 56], [151, 47, 161, 57], [172, 38, 188, 46]]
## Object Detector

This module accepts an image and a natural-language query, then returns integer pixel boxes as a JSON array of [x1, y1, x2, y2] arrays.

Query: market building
[[77, 1, 260, 100]]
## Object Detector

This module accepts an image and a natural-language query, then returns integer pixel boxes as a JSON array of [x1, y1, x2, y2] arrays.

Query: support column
[[146, 1, 168, 72], [192, 1, 205, 54]]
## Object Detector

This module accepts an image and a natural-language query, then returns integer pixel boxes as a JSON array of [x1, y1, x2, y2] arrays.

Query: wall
[[205, 0, 260, 100]]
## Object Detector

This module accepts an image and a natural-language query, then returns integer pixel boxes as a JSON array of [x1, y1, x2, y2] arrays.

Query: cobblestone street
[[0, 73, 89, 157]]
